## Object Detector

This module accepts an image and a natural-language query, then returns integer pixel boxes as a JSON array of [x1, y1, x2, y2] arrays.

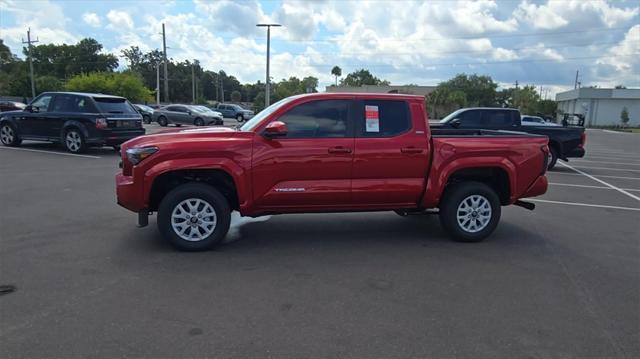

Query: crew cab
[[0, 92, 144, 153], [116, 93, 549, 251], [436, 107, 586, 169]]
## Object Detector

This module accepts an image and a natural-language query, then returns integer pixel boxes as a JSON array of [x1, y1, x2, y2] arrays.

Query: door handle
[[328, 146, 352, 154], [401, 147, 424, 154]]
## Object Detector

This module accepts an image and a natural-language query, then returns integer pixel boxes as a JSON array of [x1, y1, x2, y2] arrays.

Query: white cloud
[[107, 10, 134, 31], [515, 0, 638, 30], [594, 25, 640, 85], [82, 12, 101, 27], [520, 43, 564, 62], [194, 0, 268, 37], [514, 1, 568, 29]]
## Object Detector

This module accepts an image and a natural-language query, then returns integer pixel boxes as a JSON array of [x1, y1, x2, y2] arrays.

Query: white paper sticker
[[365, 105, 379, 132]]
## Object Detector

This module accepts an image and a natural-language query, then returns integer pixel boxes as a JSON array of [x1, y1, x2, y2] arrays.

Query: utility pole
[[574, 70, 579, 89], [22, 28, 39, 98], [191, 62, 196, 104], [514, 80, 519, 108], [256, 23, 281, 107], [156, 60, 161, 105], [162, 23, 169, 103]]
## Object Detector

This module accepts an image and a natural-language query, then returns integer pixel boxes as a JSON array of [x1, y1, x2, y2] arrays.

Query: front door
[[251, 99, 354, 210], [20, 94, 53, 137], [351, 99, 430, 207]]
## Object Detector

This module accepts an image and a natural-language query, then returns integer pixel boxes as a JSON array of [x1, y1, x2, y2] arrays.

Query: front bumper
[[116, 173, 144, 212]]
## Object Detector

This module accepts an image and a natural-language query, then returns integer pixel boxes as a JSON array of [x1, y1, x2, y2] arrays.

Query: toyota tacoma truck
[[435, 107, 586, 169], [116, 93, 549, 251]]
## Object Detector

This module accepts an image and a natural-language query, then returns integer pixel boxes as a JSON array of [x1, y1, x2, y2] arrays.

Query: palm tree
[[331, 66, 342, 86]]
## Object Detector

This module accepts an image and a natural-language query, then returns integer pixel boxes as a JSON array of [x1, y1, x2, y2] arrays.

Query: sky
[[1, 0, 638, 97]]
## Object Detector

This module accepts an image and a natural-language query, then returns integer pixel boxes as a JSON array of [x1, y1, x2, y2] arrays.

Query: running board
[[514, 200, 536, 211]]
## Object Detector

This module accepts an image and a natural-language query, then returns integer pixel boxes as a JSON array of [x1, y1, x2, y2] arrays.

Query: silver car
[[152, 104, 224, 127]]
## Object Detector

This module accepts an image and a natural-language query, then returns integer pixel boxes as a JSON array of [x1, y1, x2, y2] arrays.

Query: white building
[[556, 88, 640, 127]]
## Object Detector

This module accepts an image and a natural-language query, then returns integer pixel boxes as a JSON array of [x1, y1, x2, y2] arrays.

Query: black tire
[[439, 181, 501, 242], [0, 123, 22, 147], [63, 128, 87, 153], [547, 147, 559, 170], [143, 115, 152, 124], [157, 116, 168, 127], [157, 183, 231, 251], [194, 117, 205, 126], [236, 114, 244, 122]]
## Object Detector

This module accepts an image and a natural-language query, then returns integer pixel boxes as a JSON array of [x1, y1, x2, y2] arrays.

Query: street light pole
[[256, 23, 281, 108], [156, 60, 161, 106]]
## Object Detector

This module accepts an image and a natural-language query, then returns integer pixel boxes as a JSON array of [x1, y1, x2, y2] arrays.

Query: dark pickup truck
[[435, 108, 586, 169]]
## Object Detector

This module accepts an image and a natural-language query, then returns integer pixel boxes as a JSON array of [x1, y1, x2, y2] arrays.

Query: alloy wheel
[[171, 198, 218, 241], [0, 125, 14, 144], [456, 195, 492, 233]]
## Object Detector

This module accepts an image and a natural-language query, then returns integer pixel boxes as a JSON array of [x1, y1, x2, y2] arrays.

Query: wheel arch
[[444, 167, 511, 205], [61, 120, 89, 139]]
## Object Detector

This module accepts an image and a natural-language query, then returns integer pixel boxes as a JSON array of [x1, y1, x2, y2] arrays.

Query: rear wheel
[[64, 128, 86, 153], [157, 116, 168, 127], [157, 183, 231, 251], [439, 181, 501, 242], [194, 117, 205, 126], [0, 123, 21, 147], [547, 147, 559, 170]]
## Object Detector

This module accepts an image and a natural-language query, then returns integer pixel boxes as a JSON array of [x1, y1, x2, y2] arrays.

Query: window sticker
[[365, 105, 379, 132]]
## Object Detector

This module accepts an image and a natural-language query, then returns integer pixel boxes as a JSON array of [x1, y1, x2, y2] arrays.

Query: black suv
[[0, 92, 145, 153]]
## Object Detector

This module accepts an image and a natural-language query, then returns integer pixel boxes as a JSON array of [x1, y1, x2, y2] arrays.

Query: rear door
[[166, 106, 190, 124], [482, 109, 517, 129], [251, 98, 354, 209], [351, 99, 430, 207], [49, 94, 95, 138]]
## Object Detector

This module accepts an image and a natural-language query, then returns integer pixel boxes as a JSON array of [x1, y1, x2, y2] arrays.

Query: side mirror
[[263, 121, 288, 138], [25, 105, 38, 113], [187, 110, 192, 115], [450, 118, 461, 128]]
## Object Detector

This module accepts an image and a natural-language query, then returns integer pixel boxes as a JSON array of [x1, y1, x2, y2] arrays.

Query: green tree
[[231, 90, 242, 102], [35, 75, 63, 92], [331, 66, 342, 86], [340, 69, 389, 87], [65, 72, 153, 102], [620, 107, 630, 128]]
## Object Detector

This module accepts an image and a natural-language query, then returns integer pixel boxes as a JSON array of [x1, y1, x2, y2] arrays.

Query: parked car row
[[133, 103, 254, 126]]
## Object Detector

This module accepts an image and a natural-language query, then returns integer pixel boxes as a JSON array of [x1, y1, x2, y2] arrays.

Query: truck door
[[20, 94, 53, 138], [351, 99, 430, 207], [251, 99, 354, 209]]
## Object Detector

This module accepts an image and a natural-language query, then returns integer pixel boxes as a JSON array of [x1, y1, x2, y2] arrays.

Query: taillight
[[541, 145, 550, 174], [579, 131, 586, 148], [95, 117, 107, 129]]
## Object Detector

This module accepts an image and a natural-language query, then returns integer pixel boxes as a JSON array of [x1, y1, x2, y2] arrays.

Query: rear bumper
[[89, 129, 146, 146], [521, 175, 548, 199], [565, 147, 585, 159]]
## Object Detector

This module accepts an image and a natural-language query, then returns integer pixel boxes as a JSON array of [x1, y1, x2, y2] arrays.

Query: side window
[[358, 100, 410, 137], [457, 110, 483, 128], [483, 110, 513, 128], [30, 95, 53, 112], [277, 100, 349, 138], [167, 106, 179, 112], [52, 95, 94, 113]]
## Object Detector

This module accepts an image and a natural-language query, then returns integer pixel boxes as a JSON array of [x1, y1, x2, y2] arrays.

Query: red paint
[[116, 93, 548, 217]]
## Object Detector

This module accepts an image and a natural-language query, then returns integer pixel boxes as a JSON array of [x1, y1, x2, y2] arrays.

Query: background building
[[326, 85, 436, 97], [556, 88, 640, 127]]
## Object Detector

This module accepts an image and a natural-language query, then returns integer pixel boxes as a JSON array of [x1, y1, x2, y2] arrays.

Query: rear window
[[94, 97, 137, 114]]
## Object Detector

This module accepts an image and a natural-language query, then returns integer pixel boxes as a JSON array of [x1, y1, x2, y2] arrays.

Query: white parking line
[[0, 146, 101, 159], [528, 199, 640, 212], [549, 172, 640, 180], [582, 156, 640, 163], [559, 162, 640, 202], [549, 182, 640, 192], [571, 165, 640, 173], [602, 130, 632, 135], [571, 159, 640, 166]]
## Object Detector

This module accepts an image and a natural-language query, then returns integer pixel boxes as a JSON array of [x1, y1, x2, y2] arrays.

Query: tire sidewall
[[158, 116, 168, 126], [236, 114, 244, 122], [194, 118, 204, 126], [157, 183, 231, 251], [439, 181, 501, 242], [64, 128, 86, 153], [548, 148, 558, 170], [143, 115, 151, 124], [0, 123, 21, 146]]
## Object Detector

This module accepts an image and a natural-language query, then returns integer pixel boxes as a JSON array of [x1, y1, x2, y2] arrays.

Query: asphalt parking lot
[[0, 127, 638, 358]]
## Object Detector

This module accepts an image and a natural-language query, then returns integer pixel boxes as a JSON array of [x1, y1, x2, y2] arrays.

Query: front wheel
[[157, 116, 168, 127], [157, 183, 231, 251], [143, 115, 152, 124], [0, 123, 21, 147], [236, 114, 244, 122], [439, 181, 501, 242], [194, 118, 204, 126], [64, 128, 86, 153]]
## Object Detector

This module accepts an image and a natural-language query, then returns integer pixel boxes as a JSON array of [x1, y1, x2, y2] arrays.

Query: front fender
[[141, 157, 251, 212]]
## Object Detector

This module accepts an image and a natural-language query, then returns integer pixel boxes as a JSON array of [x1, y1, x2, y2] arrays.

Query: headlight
[[126, 146, 158, 165]]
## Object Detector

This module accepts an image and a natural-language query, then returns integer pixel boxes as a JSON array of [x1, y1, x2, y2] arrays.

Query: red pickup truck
[[117, 93, 549, 251]]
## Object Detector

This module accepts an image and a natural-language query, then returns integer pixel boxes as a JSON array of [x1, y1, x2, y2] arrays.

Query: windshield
[[439, 108, 465, 123], [95, 98, 137, 114], [239, 97, 298, 131]]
